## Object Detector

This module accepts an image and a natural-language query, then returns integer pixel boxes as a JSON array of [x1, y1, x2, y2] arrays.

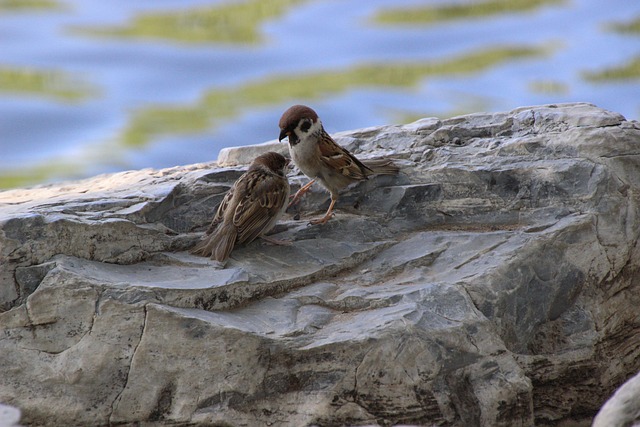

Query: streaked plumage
[[278, 105, 398, 224], [191, 151, 290, 261]]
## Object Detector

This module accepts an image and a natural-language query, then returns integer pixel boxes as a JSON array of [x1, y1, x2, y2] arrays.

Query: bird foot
[[307, 213, 334, 226], [287, 180, 315, 209], [260, 235, 293, 246], [287, 197, 301, 210], [287, 192, 306, 209]]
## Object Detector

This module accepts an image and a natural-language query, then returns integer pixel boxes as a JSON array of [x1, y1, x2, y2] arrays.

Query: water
[[1, 0, 639, 189]]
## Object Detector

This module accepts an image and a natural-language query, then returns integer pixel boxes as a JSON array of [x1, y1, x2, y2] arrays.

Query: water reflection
[[374, 0, 566, 24], [608, 16, 640, 35], [584, 58, 640, 82], [583, 15, 640, 82], [0, 0, 639, 189], [528, 80, 569, 95], [0, 67, 98, 102], [122, 45, 549, 148], [71, 0, 308, 44], [0, 0, 62, 12]]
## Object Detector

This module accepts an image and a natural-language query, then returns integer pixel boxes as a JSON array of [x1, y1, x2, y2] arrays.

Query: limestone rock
[[593, 370, 640, 427], [1, 103, 639, 426], [0, 403, 21, 427]]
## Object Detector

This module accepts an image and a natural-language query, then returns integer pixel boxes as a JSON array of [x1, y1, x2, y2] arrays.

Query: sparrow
[[278, 104, 398, 224], [191, 151, 291, 262]]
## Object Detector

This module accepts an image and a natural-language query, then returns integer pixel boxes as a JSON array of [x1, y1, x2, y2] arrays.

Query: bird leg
[[288, 179, 315, 208], [309, 197, 336, 225], [260, 235, 293, 246]]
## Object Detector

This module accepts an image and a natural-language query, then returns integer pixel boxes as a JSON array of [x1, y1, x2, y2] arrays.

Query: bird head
[[278, 104, 321, 146], [252, 151, 291, 176]]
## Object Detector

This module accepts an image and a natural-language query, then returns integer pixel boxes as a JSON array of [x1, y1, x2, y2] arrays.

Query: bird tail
[[362, 159, 399, 176], [190, 223, 237, 262]]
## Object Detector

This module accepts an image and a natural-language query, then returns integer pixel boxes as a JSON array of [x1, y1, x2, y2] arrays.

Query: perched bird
[[278, 104, 398, 224], [191, 151, 291, 262]]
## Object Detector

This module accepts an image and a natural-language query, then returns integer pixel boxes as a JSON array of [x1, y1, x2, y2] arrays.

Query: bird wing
[[205, 186, 235, 235], [232, 173, 288, 244], [317, 134, 372, 180]]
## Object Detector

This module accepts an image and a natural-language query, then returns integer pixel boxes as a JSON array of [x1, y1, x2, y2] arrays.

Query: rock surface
[[593, 369, 640, 427], [0, 403, 22, 427], [1, 103, 640, 426]]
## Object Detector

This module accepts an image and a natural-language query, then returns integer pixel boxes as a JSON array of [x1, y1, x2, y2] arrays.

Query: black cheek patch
[[300, 120, 311, 133]]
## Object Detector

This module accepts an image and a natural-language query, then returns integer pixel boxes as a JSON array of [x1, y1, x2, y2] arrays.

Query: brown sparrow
[[191, 151, 291, 261], [278, 105, 398, 224]]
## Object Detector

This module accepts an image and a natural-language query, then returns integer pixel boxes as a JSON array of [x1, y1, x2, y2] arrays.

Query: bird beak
[[278, 129, 289, 142]]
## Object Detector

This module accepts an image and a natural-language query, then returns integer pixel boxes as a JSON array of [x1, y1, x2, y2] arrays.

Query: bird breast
[[290, 136, 323, 179]]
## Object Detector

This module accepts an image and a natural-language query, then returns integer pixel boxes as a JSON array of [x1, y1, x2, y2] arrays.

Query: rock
[[0, 403, 21, 427], [0, 102, 639, 426], [593, 370, 640, 427], [218, 140, 288, 167]]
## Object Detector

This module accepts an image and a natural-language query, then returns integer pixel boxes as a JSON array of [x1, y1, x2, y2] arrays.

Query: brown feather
[[191, 152, 290, 261], [191, 222, 237, 261], [204, 187, 234, 235], [279, 104, 400, 224], [233, 172, 289, 244], [211, 223, 237, 262], [361, 158, 400, 176], [317, 133, 372, 181]]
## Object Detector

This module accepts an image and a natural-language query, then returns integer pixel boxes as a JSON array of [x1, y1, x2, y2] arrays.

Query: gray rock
[[593, 370, 640, 427], [218, 140, 288, 167], [0, 403, 21, 427], [1, 102, 639, 426]]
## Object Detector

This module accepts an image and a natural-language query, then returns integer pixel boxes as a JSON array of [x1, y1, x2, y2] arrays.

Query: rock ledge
[[1, 103, 640, 426]]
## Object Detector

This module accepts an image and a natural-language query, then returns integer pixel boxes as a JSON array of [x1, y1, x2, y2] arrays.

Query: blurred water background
[[1, 0, 639, 189]]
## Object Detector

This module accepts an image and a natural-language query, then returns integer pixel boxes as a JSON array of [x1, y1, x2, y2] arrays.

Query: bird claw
[[287, 198, 300, 210], [287, 193, 305, 209], [260, 236, 293, 246], [288, 180, 315, 209], [307, 213, 334, 226]]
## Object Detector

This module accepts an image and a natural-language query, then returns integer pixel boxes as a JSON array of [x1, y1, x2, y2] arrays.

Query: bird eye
[[300, 119, 311, 133]]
